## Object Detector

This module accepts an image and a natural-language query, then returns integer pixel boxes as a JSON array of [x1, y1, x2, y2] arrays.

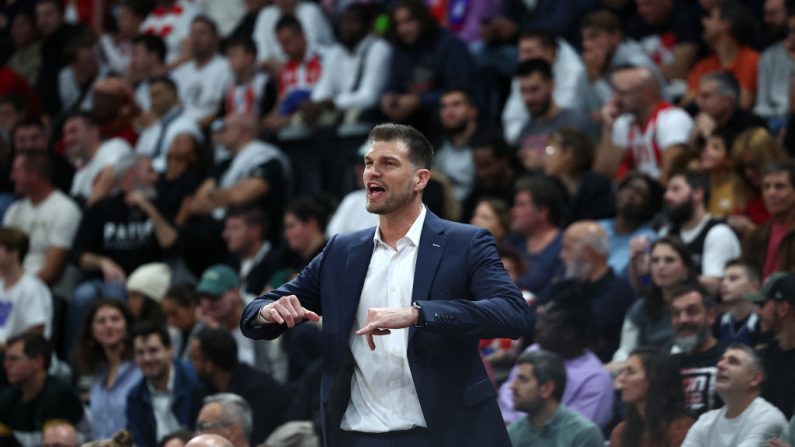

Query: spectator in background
[[223, 206, 281, 299], [190, 329, 290, 444], [0, 228, 53, 346], [42, 422, 80, 447], [324, 144, 379, 238], [58, 38, 103, 115], [280, 196, 331, 271], [161, 284, 204, 363], [515, 60, 596, 173], [682, 344, 786, 446], [718, 259, 762, 346], [380, 0, 477, 139], [434, 89, 479, 202], [610, 346, 694, 447], [599, 173, 663, 278], [4, 151, 82, 288], [743, 161, 795, 279], [253, 0, 334, 75], [11, 117, 75, 193], [0, 333, 84, 446], [502, 28, 589, 145], [507, 350, 605, 447], [96, 0, 148, 75], [543, 128, 614, 224], [64, 112, 132, 207], [194, 394, 253, 447], [185, 434, 233, 447], [684, 0, 759, 109], [699, 128, 738, 217], [135, 76, 203, 173], [507, 176, 565, 295], [127, 324, 202, 447], [92, 77, 141, 146], [762, 0, 789, 47], [470, 198, 511, 245], [692, 71, 766, 148], [138, 0, 200, 65], [595, 65, 693, 183], [194, 0, 246, 38], [462, 130, 519, 221], [128, 34, 168, 114], [126, 263, 171, 328], [6, 10, 42, 88], [221, 36, 276, 119], [74, 300, 142, 441], [172, 16, 233, 128], [755, 5, 795, 131], [227, 0, 268, 43]]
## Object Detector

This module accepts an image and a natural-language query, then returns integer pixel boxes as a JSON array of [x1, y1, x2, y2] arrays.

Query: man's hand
[[99, 258, 126, 283], [259, 295, 320, 328], [694, 112, 717, 139], [355, 307, 419, 351]]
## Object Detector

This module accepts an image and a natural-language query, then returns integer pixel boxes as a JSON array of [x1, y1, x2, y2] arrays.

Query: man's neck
[[777, 320, 795, 350], [449, 122, 477, 147], [28, 184, 54, 205], [635, 103, 657, 126], [300, 234, 325, 260], [194, 53, 214, 68], [730, 300, 755, 322], [85, 141, 102, 162], [378, 201, 423, 249], [772, 208, 795, 226], [681, 208, 708, 231], [537, 102, 561, 122], [149, 365, 172, 392], [236, 66, 256, 85], [21, 371, 48, 401], [0, 264, 24, 289], [557, 171, 580, 196], [231, 138, 254, 156], [692, 336, 718, 355], [529, 401, 560, 431], [614, 214, 642, 234], [721, 391, 757, 419], [525, 225, 559, 254], [588, 263, 609, 283], [212, 369, 233, 392], [241, 240, 264, 261], [223, 300, 243, 330], [712, 36, 741, 67]]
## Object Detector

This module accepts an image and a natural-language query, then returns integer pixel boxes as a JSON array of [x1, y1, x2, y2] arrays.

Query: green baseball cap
[[744, 271, 789, 304], [197, 264, 239, 297]]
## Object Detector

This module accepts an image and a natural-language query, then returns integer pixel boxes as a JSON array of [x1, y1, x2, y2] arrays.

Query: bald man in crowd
[[186, 434, 234, 447], [42, 422, 79, 447], [540, 221, 636, 361]]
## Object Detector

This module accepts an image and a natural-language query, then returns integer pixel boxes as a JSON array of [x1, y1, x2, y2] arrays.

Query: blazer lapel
[[339, 231, 376, 336], [410, 211, 446, 341]]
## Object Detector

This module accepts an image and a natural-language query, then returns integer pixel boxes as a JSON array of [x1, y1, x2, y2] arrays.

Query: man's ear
[[539, 380, 556, 401], [415, 168, 431, 192]]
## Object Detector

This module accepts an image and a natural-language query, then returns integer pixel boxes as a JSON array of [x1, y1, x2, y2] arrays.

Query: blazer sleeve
[[240, 236, 330, 340], [416, 229, 531, 339]]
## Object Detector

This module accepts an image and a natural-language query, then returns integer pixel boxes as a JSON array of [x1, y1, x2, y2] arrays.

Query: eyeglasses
[[196, 420, 231, 432]]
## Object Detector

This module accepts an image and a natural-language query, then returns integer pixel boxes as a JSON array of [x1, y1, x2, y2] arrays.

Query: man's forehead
[[366, 140, 410, 157]]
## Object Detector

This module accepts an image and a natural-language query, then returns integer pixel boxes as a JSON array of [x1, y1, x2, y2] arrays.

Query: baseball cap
[[197, 264, 239, 297], [766, 273, 795, 304]]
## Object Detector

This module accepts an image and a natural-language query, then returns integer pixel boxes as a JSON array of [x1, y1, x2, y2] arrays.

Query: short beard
[[444, 121, 469, 138], [674, 324, 708, 353], [565, 259, 592, 280], [666, 197, 694, 226]]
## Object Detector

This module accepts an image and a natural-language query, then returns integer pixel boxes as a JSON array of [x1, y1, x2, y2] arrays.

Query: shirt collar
[[147, 363, 175, 395], [373, 205, 426, 249], [537, 404, 566, 435]]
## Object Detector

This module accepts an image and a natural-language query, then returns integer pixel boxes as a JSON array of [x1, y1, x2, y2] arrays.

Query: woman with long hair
[[74, 299, 142, 441], [612, 237, 697, 366], [610, 346, 694, 446], [470, 198, 511, 244]]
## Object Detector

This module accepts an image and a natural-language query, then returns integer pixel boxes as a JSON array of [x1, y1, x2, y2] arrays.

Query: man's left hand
[[356, 307, 419, 351]]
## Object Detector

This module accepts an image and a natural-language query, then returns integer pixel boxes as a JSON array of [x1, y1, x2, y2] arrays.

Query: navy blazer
[[241, 211, 531, 447]]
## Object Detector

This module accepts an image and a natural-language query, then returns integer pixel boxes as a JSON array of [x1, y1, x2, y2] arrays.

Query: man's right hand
[[99, 258, 126, 283], [259, 295, 320, 328]]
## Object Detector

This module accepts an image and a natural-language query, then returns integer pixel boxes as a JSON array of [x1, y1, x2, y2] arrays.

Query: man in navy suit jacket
[[241, 123, 531, 447]]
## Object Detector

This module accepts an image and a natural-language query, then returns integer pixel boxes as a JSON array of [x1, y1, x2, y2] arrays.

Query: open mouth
[[367, 183, 386, 201]]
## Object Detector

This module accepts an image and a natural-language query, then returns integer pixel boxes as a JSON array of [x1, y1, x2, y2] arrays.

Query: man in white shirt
[[171, 16, 233, 127], [139, 0, 200, 65], [128, 34, 168, 113], [63, 112, 131, 207], [435, 89, 478, 202], [682, 344, 786, 447]]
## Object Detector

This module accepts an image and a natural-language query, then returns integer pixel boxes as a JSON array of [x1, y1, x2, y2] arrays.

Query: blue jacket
[[126, 361, 202, 447], [241, 211, 531, 447]]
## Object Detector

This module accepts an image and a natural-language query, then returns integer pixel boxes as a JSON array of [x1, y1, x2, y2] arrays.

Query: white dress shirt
[[147, 367, 181, 443], [340, 206, 428, 432]]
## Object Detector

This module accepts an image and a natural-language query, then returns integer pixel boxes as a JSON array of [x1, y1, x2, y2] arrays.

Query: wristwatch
[[412, 301, 425, 327]]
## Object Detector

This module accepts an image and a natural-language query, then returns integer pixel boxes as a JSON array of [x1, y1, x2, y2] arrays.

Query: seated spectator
[[222, 206, 281, 298], [728, 128, 787, 233], [6, 10, 42, 88], [595, 65, 693, 182], [692, 72, 766, 151], [755, 6, 795, 131], [717, 259, 762, 346], [11, 117, 75, 194], [189, 113, 290, 244], [684, 0, 759, 109], [58, 38, 103, 115], [505, 176, 565, 295], [194, 394, 252, 447], [127, 323, 202, 447], [379, 0, 477, 140], [699, 128, 738, 217], [42, 421, 80, 447], [190, 328, 290, 444], [0, 227, 53, 346], [682, 344, 786, 446], [68, 155, 177, 352], [193, 0, 245, 39], [196, 264, 286, 382], [761, 0, 789, 48], [0, 333, 84, 445], [161, 284, 204, 363], [433, 89, 479, 202], [91, 77, 140, 146], [613, 237, 697, 365], [64, 112, 132, 207], [185, 434, 233, 447], [611, 346, 694, 446], [126, 263, 171, 327], [470, 198, 511, 245], [507, 350, 605, 447], [462, 130, 520, 221], [127, 34, 168, 114], [221, 36, 276, 119], [74, 300, 142, 441], [96, 0, 148, 75], [302, 3, 391, 133], [4, 151, 82, 288], [138, 0, 200, 65], [547, 221, 636, 362], [755, 273, 795, 419], [580, 10, 660, 113], [743, 161, 795, 279], [658, 170, 742, 294], [501, 282, 615, 429], [325, 144, 379, 237], [599, 173, 663, 278], [171, 17, 233, 128], [252, 0, 334, 75], [543, 128, 614, 224], [669, 282, 726, 417], [502, 28, 589, 145], [516, 61, 596, 173]]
